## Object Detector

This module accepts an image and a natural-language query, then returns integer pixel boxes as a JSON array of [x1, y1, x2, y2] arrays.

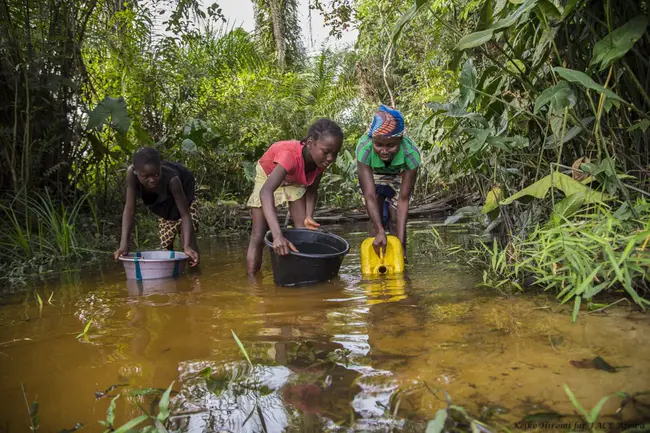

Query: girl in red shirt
[[246, 119, 343, 274]]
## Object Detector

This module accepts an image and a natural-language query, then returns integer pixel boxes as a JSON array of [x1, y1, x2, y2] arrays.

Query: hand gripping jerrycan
[[360, 235, 405, 276]]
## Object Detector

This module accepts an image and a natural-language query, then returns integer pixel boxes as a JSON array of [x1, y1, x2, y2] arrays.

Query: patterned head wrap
[[368, 105, 404, 138]]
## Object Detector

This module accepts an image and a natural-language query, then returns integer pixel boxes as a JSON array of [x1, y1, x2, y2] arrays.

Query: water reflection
[[360, 274, 409, 306]]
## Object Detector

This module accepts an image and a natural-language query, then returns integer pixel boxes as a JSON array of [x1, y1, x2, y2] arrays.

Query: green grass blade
[[156, 381, 175, 422], [113, 415, 148, 433], [231, 330, 253, 368]]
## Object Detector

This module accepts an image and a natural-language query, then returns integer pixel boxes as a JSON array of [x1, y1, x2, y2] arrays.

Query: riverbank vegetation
[[1, 0, 649, 313]]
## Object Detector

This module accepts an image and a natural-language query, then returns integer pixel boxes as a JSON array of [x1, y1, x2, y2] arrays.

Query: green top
[[356, 135, 421, 175]]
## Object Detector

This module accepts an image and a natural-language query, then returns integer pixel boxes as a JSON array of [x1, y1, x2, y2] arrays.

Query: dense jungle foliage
[[1, 0, 650, 314]]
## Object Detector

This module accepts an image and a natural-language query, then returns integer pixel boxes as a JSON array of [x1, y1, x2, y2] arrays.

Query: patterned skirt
[[158, 200, 199, 250]]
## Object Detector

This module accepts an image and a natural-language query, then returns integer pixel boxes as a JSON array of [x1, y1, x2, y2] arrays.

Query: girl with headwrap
[[356, 105, 421, 258]]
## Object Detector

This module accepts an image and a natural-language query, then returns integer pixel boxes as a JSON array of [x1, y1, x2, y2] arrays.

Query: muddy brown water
[[0, 222, 649, 432]]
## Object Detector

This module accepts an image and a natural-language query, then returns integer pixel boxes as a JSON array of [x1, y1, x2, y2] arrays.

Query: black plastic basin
[[264, 228, 350, 286]]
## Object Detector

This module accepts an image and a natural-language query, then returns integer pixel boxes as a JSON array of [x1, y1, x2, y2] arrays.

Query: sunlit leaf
[[591, 17, 648, 71], [87, 96, 131, 135], [454, 29, 494, 50], [482, 186, 502, 215], [157, 382, 175, 422], [426, 409, 448, 433], [572, 295, 581, 322], [505, 59, 526, 74], [231, 330, 253, 368], [500, 172, 614, 205], [113, 415, 148, 433], [550, 193, 585, 226], [491, 0, 538, 30]]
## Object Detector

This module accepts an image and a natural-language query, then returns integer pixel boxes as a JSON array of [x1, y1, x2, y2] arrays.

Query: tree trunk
[[268, 0, 286, 69]]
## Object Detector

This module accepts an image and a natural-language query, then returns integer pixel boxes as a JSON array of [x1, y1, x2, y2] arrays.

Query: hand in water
[[273, 235, 299, 256], [184, 247, 199, 266], [114, 247, 128, 261], [373, 231, 387, 257], [304, 217, 320, 230]]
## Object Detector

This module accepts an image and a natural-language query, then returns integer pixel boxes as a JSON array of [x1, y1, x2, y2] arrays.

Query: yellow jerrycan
[[360, 235, 405, 276]]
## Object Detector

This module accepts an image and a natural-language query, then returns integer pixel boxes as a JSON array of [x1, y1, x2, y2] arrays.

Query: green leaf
[[156, 382, 175, 423], [87, 96, 131, 135], [76, 318, 94, 339], [231, 330, 253, 368], [571, 295, 581, 322], [500, 172, 613, 205], [106, 395, 119, 427], [536, 0, 561, 19], [392, 0, 431, 45], [478, 0, 494, 29], [455, 29, 494, 51], [564, 385, 589, 419], [426, 409, 448, 433], [550, 193, 585, 225], [181, 138, 198, 154], [591, 17, 648, 71], [553, 68, 624, 102], [459, 59, 477, 108], [113, 415, 148, 433], [491, 0, 538, 30], [155, 419, 170, 433], [505, 59, 526, 74], [562, 0, 579, 19], [589, 395, 613, 423], [486, 136, 529, 150], [482, 186, 502, 215], [574, 266, 602, 297], [628, 119, 650, 133], [465, 128, 491, 155], [534, 81, 576, 114]]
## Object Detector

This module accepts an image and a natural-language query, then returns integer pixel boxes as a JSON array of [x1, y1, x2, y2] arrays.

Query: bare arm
[[358, 161, 387, 256], [305, 173, 322, 220], [260, 165, 298, 255], [358, 162, 384, 235], [169, 177, 199, 265], [260, 165, 289, 239], [116, 166, 137, 257], [396, 168, 418, 252]]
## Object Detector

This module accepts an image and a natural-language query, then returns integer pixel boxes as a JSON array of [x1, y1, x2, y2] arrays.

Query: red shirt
[[258, 140, 323, 186]]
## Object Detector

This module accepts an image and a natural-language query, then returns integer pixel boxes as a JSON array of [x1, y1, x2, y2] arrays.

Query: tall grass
[[473, 199, 650, 321], [0, 192, 106, 284], [0, 191, 87, 259]]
